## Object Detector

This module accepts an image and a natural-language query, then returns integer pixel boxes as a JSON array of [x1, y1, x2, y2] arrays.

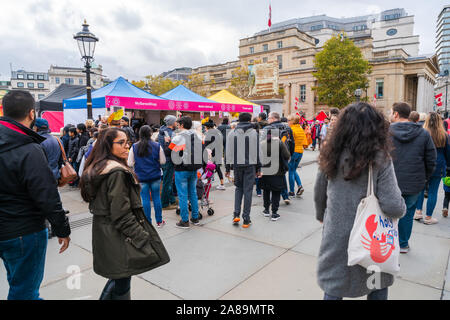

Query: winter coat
[[61, 133, 70, 155], [314, 150, 406, 298], [290, 124, 308, 154], [84, 161, 169, 279], [37, 129, 63, 181], [429, 136, 450, 178], [217, 124, 231, 149], [158, 126, 175, 163], [68, 135, 80, 162], [78, 132, 90, 148], [0, 117, 71, 241], [225, 122, 261, 172], [259, 139, 290, 191], [390, 122, 437, 195]]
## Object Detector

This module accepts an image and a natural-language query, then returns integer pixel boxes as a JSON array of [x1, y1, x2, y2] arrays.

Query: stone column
[[416, 74, 425, 113]]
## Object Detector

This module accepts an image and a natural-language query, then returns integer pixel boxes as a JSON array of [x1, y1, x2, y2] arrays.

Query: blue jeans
[[161, 162, 176, 207], [324, 288, 388, 300], [0, 229, 48, 300], [255, 177, 262, 195], [399, 193, 420, 249], [288, 152, 303, 193], [174, 171, 199, 222], [416, 176, 441, 217], [140, 179, 163, 224]]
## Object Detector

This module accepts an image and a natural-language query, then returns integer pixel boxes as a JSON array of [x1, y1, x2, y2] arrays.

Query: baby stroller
[[176, 162, 216, 217]]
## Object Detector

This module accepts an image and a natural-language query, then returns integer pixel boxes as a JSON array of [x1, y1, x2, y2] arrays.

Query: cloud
[[113, 7, 143, 31]]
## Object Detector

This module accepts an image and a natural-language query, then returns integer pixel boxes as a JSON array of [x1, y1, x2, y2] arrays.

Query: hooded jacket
[[84, 161, 169, 278], [225, 122, 261, 172], [0, 117, 70, 241], [390, 122, 437, 195], [37, 128, 63, 181]]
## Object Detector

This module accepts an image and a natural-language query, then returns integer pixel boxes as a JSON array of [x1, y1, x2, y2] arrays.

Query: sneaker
[[284, 199, 290, 205], [414, 211, 423, 221], [296, 186, 305, 196], [190, 218, 200, 226], [443, 209, 448, 218], [271, 213, 281, 221], [257, 194, 262, 197], [400, 246, 410, 254], [175, 220, 190, 229], [233, 216, 241, 225], [242, 220, 252, 228], [288, 192, 295, 197], [156, 221, 166, 228], [216, 185, 226, 190], [423, 217, 438, 225], [163, 204, 177, 211], [262, 209, 270, 217]]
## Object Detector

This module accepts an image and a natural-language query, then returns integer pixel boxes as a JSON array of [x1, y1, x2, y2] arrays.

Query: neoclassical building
[[190, 8, 438, 118]]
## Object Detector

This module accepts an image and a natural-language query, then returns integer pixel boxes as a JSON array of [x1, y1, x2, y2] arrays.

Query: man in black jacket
[[0, 90, 71, 300], [389, 102, 436, 254], [226, 113, 262, 228]]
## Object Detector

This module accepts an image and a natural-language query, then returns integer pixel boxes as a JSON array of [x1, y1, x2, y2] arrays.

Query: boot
[[99, 279, 115, 300], [111, 289, 131, 300]]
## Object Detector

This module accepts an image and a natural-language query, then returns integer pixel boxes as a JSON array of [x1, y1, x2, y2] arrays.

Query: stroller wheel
[[176, 208, 180, 215], [207, 208, 215, 216], [199, 213, 203, 220]]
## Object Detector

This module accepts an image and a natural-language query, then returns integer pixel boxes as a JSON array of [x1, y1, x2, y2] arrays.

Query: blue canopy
[[63, 76, 165, 109], [160, 85, 217, 103]]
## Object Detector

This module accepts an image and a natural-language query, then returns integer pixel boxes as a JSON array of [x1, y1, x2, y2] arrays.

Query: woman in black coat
[[259, 130, 291, 221]]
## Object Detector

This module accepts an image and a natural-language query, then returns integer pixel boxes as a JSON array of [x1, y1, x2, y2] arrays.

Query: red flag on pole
[[436, 93, 443, 107], [268, 4, 272, 28]]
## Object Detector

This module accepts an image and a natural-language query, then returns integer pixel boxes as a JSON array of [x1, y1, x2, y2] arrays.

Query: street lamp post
[[354, 88, 362, 103], [74, 20, 99, 120]]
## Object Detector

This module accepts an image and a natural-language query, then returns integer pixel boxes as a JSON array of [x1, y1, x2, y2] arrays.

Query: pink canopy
[[42, 111, 64, 133], [105, 96, 257, 113]]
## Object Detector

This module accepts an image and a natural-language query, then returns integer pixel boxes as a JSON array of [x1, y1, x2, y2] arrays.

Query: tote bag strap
[[366, 163, 374, 197]]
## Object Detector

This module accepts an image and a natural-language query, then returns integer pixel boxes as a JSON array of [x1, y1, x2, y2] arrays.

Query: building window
[[263, 57, 268, 63], [38, 83, 44, 88], [277, 41, 283, 49], [93, 80, 97, 86], [38, 94, 45, 100], [27, 74, 34, 80], [376, 79, 384, 99], [17, 82, 24, 88], [55, 77, 60, 84], [17, 74, 24, 79], [37, 75, 44, 80], [310, 25, 323, 31], [300, 60, 306, 65], [263, 44, 268, 52], [277, 55, 283, 69], [300, 85, 306, 102], [65, 78, 74, 85], [250, 47, 254, 54], [27, 82, 34, 88], [79, 78, 83, 85], [249, 59, 254, 65]]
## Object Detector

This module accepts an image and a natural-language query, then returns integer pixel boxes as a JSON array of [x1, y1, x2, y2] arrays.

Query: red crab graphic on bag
[[361, 214, 395, 263]]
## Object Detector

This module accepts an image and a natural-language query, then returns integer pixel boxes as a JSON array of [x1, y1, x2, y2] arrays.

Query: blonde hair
[[424, 112, 447, 148], [85, 119, 95, 129], [288, 113, 300, 124]]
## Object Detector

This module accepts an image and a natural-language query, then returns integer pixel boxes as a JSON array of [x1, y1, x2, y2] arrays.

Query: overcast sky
[[0, 0, 446, 82]]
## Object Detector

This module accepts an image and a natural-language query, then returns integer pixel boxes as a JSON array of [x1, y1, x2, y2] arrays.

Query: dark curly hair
[[319, 102, 392, 180]]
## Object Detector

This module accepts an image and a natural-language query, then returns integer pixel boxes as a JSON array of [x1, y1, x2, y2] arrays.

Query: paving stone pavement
[[1, 150, 449, 300]]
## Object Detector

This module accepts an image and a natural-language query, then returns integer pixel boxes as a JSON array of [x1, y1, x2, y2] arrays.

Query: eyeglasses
[[113, 139, 129, 147]]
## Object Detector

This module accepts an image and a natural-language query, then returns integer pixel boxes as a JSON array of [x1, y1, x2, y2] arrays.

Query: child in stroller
[[176, 162, 216, 218]]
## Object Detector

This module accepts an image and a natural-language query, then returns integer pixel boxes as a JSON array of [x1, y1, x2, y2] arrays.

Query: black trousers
[[444, 192, 450, 209], [215, 163, 224, 181], [263, 189, 281, 214]]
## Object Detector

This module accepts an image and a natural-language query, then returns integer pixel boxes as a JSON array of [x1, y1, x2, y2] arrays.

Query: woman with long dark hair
[[128, 125, 166, 227], [314, 102, 406, 300], [80, 127, 169, 300], [414, 112, 450, 224]]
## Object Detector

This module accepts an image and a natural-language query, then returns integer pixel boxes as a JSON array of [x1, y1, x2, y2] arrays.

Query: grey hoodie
[[390, 122, 436, 195]]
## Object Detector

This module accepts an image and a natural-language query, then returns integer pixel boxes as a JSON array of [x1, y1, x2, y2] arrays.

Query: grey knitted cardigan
[[314, 152, 406, 298]]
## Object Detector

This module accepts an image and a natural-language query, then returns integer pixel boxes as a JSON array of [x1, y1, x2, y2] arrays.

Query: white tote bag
[[347, 165, 400, 275]]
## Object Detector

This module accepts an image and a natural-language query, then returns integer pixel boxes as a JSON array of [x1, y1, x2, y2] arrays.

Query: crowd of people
[[1, 88, 449, 301]]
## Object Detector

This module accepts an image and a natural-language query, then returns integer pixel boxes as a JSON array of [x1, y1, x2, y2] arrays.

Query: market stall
[[208, 89, 263, 118]]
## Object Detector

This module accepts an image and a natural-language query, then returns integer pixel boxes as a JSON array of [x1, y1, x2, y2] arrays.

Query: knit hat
[[35, 118, 49, 129], [164, 115, 177, 126]]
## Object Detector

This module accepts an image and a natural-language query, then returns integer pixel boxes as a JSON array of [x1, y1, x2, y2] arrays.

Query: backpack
[[280, 125, 295, 156], [179, 133, 203, 171]]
